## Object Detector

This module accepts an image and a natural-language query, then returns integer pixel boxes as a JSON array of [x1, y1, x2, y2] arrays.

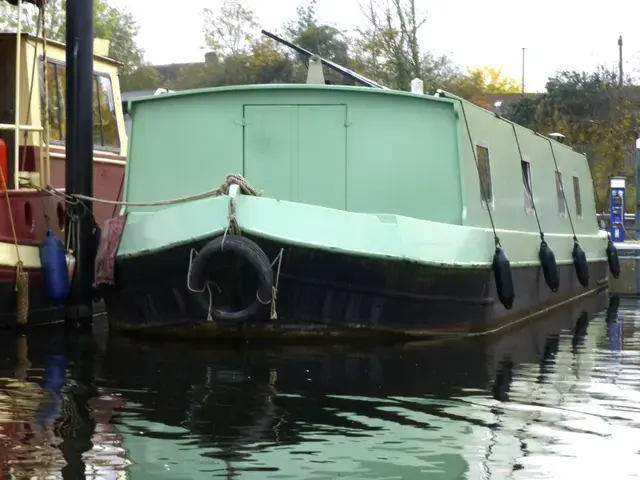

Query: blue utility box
[[610, 176, 626, 243]]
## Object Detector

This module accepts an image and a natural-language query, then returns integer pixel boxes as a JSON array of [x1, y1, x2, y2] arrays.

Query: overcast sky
[[108, 0, 640, 92]]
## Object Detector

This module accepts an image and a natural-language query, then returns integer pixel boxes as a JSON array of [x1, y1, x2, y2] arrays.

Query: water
[[0, 294, 638, 479]]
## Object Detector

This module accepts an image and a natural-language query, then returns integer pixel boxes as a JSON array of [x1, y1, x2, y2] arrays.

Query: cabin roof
[[0, 31, 123, 67], [436, 89, 582, 155], [122, 89, 161, 102], [127, 83, 456, 109]]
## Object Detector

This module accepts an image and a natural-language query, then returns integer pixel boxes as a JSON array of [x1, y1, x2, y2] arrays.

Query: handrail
[[0, 124, 44, 131]]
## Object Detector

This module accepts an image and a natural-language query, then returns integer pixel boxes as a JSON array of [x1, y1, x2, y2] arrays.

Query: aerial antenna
[[261, 29, 388, 89]]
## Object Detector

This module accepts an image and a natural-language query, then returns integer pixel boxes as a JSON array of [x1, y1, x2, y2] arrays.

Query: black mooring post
[[65, 0, 95, 324]]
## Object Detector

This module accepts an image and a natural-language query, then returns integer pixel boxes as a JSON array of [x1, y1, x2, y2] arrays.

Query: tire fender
[[188, 234, 274, 322]]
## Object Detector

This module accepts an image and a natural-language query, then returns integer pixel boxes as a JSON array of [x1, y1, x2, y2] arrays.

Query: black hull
[[102, 235, 610, 341]]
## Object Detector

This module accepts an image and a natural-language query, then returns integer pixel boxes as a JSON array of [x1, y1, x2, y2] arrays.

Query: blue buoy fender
[[39, 229, 70, 306], [493, 247, 515, 310], [539, 240, 559, 292], [606, 240, 620, 279], [572, 240, 589, 288]]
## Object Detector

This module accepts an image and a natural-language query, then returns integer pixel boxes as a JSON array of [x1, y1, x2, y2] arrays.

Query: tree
[[246, 39, 294, 84], [95, 3, 143, 76], [355, 0, 424, 89], [176, 1, 296, 90], [446, 65, 521, 109], [0, 0, 144, 76], [355, 0, 460, 91], [170, 39, 295, 91], [284, 0, 351, 83], [120, 65, 163, 92], [203, 0, 258, 56], [504, 67, 637, 211]]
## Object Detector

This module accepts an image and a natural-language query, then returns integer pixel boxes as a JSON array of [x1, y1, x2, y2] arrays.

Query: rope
[[0, 168, 21, 264], [0, 165, 28, 324], [186, 248, 217, 322], [512, 124, 545, 240], [41, 2, 51, 188], [18, 5, 42, 172], [458, 99, 502, 248], [617, 219, 640, 243], [269, 248, 284, 320], [544, 136, 579, 242], [57, 173, 263, 207], [15, 263, 28, 325], [18, 5, 51, 230]]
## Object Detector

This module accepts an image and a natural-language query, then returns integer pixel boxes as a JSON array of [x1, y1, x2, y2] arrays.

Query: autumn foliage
[[504, 68, 638, 211]]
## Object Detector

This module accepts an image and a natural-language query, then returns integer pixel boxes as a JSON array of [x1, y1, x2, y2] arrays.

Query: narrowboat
[[0, 0, 128, 327], [98, 35, 619, 340]]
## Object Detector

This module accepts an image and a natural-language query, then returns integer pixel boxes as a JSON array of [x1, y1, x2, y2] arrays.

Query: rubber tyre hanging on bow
[[188, 234, 274, 323], [572, 240, 589, 287], [539, 240, 559, 292], [493, 247, 515, 310], [606, 239, 620, 279]]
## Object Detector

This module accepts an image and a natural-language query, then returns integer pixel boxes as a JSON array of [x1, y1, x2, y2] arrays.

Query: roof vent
[[410, 78, 424, 95]]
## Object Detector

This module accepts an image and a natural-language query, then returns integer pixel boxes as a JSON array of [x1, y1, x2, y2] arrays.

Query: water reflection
[[0, 324, 127, 479], [1, 293, 640, 478]]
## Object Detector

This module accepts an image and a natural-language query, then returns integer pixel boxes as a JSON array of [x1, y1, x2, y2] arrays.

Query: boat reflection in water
[[105, 292, 621, 478], [0, 329, 128, 479], [0, 292, 632, 478]]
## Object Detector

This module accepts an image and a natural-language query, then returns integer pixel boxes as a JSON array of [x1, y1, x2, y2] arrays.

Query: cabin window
[[573, 176, 582, 217], [521, 159, 534, 213], [41, 61, 66, 141], [476, 144, 493, 206], [39, 59, 120, 151], [555, 171, 566, 217], [93, 75, 120, 149]]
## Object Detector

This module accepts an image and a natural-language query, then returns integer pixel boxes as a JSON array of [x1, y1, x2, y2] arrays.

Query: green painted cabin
[[121, 84, 607, 267]]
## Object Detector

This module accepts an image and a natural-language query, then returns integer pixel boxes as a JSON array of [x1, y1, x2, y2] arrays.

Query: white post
[[14, 0, 22, 190]]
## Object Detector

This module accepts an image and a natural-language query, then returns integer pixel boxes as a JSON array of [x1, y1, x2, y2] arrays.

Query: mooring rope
[[0, 167, 28, 324], [458, 99, 502, 248], [22, 174, 261, 213], [544, 136, 579, 242], [18, 4, 42, 173], [186, 247, 217, 322], [512, 124, 546, 241], [45, 173, 263, 207]]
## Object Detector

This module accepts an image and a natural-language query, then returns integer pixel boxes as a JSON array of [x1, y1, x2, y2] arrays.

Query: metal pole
[[619, 36, 624, 87], [521, 47, 525, 94], [65, 0, 95, 324]]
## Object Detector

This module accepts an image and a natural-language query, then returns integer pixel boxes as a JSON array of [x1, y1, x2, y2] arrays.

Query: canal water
[[0, 293, 638, 479]]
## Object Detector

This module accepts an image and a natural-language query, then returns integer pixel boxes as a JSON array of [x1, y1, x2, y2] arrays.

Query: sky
[[108, 0, 640, 93]]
